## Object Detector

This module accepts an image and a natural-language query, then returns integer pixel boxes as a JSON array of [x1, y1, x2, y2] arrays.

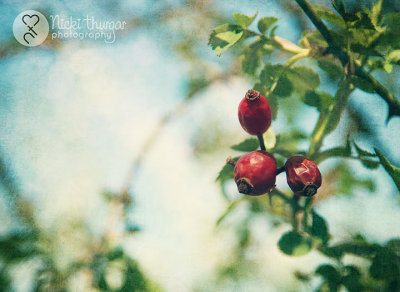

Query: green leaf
[[353, 142, 379, 169], [384, 63, 393, 74], [360, 159, 380, 169], [351, 76, 375, 93], [0, 231, 38, 263], [323, 79, 354, 135], [231, 138, 259, 152], [259, 62, 284, 88], [370, 0, 383, 27], [216, 163, 234, 183], [315, 264, 342, 291], [278, 231, 312, 256], [300, 30, 327, 48], [349, 11, 376, 30], [326, 241, 379, 258], [318, 57, 343, 80], [107, 247, 124, 261], [273, 76, 293, 98], [312, 5, 346, 28], [233, 12, 257, 28], [353, 142, 376, 158], [121, 259, 149, 291], [304, 91, 334, 113], [311, 211, 329, 244], [257, 17, 278, 34], [342, 265, 363, 292], [369, 248, 400, 280], [385, 12, 400, 31], [209, 24, 244, 56], [286, 66, 320, 95], [253, 83, 278, 120], [375, 148, 400, 192], [331, 0, 346, 16], [387, 238, 400, 253], [241, 40, 273, 75], [387, 50, 400, 65]]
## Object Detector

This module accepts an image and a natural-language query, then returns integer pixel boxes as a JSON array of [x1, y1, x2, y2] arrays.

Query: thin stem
[[277, 166, 285, 175], [271, 188, 292, 204], [303, 197, 313, 232], [292, 195, 300, 232], [257, 134, 266, 151]]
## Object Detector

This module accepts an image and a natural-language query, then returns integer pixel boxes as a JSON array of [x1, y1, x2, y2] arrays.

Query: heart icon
[[22, 14, 40, 27]]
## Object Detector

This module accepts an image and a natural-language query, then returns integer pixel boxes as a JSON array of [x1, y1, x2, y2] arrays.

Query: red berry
[[238, 89, 272, 135], [284, 156, 322, 196], [233, 151, 277, 196]]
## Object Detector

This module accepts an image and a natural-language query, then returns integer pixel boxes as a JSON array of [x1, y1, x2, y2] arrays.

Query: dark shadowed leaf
[[278, 231, 312, 256], [342, 265, 363, 292], [311, 212, 329, 244], [315, 264, 341, 291], [121, 259, 148, 291], [360, 159, 380, 169], [369, 248, 400, 280], [387, 238, 400, 253], [0, 231, 38, 263]]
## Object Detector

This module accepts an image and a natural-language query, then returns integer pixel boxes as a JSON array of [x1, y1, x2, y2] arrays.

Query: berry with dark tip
[[233, 150, 277, 196], [238, 89, 272, 135], [284, 156, 322, 196]]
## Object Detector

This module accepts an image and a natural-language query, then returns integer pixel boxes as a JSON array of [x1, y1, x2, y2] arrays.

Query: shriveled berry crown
[[245, 89, 260, 101]]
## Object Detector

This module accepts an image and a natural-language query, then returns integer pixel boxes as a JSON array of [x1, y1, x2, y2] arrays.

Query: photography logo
[[13, 10, 49, 47]]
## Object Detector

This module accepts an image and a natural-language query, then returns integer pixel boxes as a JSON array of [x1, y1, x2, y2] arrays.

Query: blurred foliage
[[1, 0, 400, 291]]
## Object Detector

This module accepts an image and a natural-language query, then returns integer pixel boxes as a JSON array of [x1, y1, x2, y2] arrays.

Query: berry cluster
[[229, 89, 322, 197]]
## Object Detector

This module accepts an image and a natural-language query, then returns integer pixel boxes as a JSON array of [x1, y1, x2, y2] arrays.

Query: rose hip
[[238, 89, 272, 135], [233, 150, 277, 196], [284, 156, 322, 196]]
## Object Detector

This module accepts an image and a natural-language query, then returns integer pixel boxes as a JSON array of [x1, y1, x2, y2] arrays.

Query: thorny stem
[[295, 0, 400, 119], [257, 134, 266, 151]]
